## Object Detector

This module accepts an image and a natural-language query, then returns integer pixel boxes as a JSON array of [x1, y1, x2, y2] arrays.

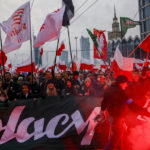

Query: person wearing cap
[[99, 75, 150, 150]]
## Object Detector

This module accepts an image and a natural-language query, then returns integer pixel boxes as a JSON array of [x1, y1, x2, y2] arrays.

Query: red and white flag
[[94, 29, 107, 60], [33, 6, 65, 48], [56, 42, 65, 56], [15, 56, 35, 73], [59, 61, 67, 71], [80, 59, 94, 71], [138, 34, 150, 52], [112, 46, 134, 81], [0, 2, 30, 54]]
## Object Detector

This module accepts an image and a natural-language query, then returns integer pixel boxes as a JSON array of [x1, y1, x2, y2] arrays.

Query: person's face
[[79, 75, 83, 80], [67, 81, 71, 88], [97, 76, 105, 84], [22, 85, 29, 94], [85, 79, 91, 88], [120, 82, 128, 90], [74, 75, 78, 80], [56, 74, 61, 80], [47, 83, 54, 89], [5, 73, 11, 81], [0, 81, 2, 88], [45, 72, 52, 80], [64, 74, 69, 80]]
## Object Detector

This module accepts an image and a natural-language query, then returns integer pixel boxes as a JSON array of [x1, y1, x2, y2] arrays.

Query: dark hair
[[115, 75, 128, 84]]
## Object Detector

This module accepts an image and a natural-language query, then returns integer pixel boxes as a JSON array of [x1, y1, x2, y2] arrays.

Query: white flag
[[0, 2, 30, 53], [33, 5, 65, 48]]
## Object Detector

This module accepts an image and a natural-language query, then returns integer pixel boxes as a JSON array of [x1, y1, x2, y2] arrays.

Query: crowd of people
[[0, 66, 150, 150], [0, 66, 149, 104]]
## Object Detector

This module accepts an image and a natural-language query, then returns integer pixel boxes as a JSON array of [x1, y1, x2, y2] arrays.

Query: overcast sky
[[0, 0, 140, 67]]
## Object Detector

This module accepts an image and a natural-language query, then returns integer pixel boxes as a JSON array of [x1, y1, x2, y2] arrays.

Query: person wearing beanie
[[99, 75, 150, 150]]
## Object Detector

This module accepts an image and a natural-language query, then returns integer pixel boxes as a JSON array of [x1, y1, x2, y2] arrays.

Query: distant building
[[138, 0, 150, 40], [108, 36, 143, 59], [108, 6, 122, 41], [60, 51, 68, 66], [80, 36, 90, 60], [33, 36, 42, 66], [34, 47, 42, 66]]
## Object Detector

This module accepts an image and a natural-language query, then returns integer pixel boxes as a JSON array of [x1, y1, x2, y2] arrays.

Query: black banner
[[0, 96, 109, 150]]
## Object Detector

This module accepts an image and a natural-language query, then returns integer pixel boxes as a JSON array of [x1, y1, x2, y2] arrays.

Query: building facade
[[108, 36, 142, 59], [108, 7, 122, 41], [60, 51, 68, 66], [80, 36, 90, 60], [33, 36, 42, 66], [139, 0, 150, 40], [34, 47, 42, 66]]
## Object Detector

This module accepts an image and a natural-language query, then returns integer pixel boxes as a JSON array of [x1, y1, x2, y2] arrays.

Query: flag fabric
[[87, 28, 107, 60], [120, 17, 141, 38], [93, 28, 107, 60], [56, 42, 65, 56], [0, 51, 7, 65], [0, 2, 30, 53], [62, 0, 74, 26], [0, 97, 103, 150], [33, 6, 65, 48], [40, 48, 43, 56], [80, 59, 94, 71], [15, 56, 35, 73], [16, 62, 35, 73], [112, 46, 134, 81], [59, 61, 67, 71], [138, 34, 150, 52], [8, 63, 12, 68]]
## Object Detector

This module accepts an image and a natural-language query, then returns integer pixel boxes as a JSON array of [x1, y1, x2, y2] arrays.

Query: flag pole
[[67, 26, 74, 72], [54, 37, 60, 72], [0, 28, 5, 83], [128, 46, 139, 58], [29, 2, 34, 85], [144, 52, 149, 67]]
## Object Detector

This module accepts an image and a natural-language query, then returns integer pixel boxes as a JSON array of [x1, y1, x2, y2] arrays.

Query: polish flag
[[0, 2, 30, 53], [16, 56, 35, 73], [80, 59, 94, 71], [59, 61, 67, 71], [56, 42, 65, 56], [0, 51, 7, 65], [138, 34, 150, 52], [112, 46, 134, 81], [33, 6, 65, 48]]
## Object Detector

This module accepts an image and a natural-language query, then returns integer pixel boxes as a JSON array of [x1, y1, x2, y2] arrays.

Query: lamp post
[[75, 36, 78, 58]]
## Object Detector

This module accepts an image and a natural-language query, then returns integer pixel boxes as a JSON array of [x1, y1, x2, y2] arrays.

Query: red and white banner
[[93, 29, 107, 60], [33, 6, 65, 48], [0, 2, 30, 53], [112, 46, 134, 81]]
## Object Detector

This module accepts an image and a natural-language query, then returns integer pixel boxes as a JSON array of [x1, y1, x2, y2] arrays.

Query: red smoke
[[127, 117, 150, 150]]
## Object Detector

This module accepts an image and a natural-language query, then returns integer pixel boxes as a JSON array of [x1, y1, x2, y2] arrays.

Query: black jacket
[[101, 84, 129, 118]]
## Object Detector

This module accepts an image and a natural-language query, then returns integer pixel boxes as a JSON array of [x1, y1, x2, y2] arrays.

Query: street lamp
[[75, 36, 78, 58]]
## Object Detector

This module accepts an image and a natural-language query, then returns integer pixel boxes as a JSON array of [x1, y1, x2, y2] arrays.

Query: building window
[[146, 19, 150, 31], [145, 0, 150, 5], [141, 21, 146, 32], [145, 5, 150, 18], [140, 0, 144, 7]]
